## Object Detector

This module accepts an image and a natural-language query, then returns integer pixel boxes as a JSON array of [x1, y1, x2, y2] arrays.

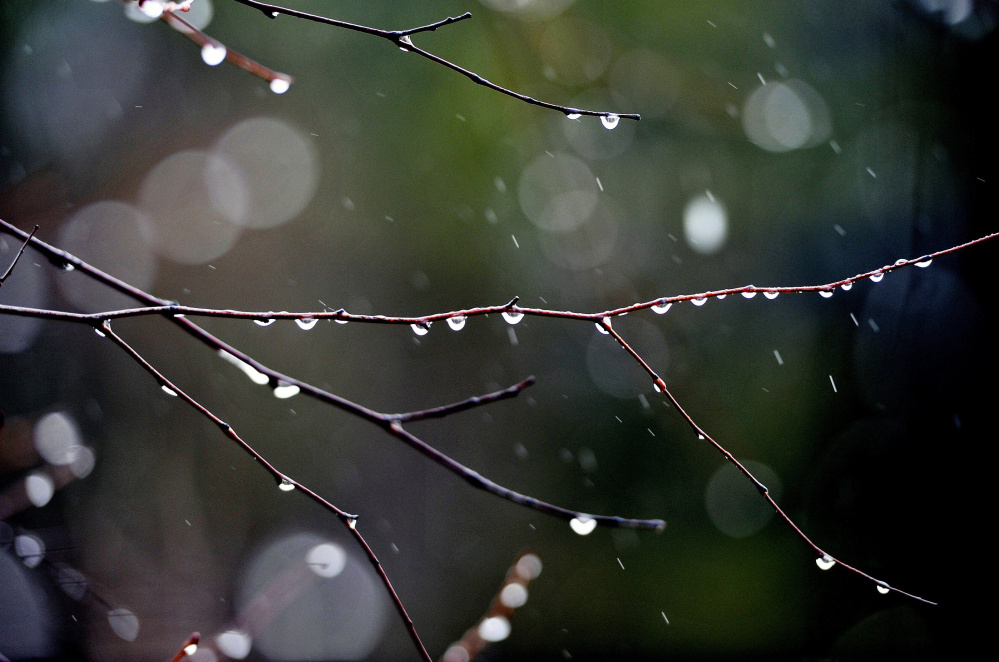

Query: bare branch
[[0, 224, 37, 287]]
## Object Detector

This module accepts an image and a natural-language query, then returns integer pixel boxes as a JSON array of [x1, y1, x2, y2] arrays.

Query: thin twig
[[160, 8, 292, 87], [0, 224, 37, 287], [224, 0, 638, 120], [99, 321, 433, 661]]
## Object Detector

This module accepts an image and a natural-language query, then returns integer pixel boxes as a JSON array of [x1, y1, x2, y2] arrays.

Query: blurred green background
[[1, 1, 995, 660]]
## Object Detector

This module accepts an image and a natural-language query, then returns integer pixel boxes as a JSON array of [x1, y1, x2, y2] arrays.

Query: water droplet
[[741, 290, 757, 299], [698, 434, 704, 440], [894, 258, 907, 266], [411, 323, 429, 336], [876, 583, 891, 595], [841, 282, 853, 291], [819, 290, 834, 298], [184, 643, 198, 656], [278, 478, 295, 491], [653, 379, 664, 393], [916, 258, 932, 268], [348, 517, 357, 530], [139, 1, 164, 19], [692, 297, 707, 306], [94, 328, 106, 337], [569, 516, 597, 535], [596, 317, 611, 334], [254, 318, 275, 326], [273, 383, 300, 399], [816, 554, 835, 570], [870, 273, 884, 283], [764, 291, 779, 299], [201, 43, 227, 66], [335, 317, 348, 325], [306, 543, 347, 578], [566, 113, 582, 120], [717, 294, 727, 299], [600, 114, 620, 130], [502, 311, 524, 325], [515, 554, 543, 580], [161, 385, 178, 397], [62, 263, 75, 271], [295, 317, 318, 330], [447, 316, 466, 331], [216, 630, 252, 659], [651, 301, 672, 314], [269, 77, 290, 94], [398, 35, 413, 51]]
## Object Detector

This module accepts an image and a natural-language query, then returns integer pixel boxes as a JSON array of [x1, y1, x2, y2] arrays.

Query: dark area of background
[[0, 1, 994, 660]]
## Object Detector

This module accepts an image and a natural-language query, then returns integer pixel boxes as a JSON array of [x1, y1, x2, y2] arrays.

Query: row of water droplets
[[565, 112, 621, 130]]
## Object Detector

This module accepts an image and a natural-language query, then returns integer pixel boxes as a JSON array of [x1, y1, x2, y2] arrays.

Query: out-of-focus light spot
[[238, 533, 388, 660], [538, 16, 611, 86], [14, 534, 45, 568], [57, 201, 157, 312], [536, 196, 620, 270], [479, 0, 576, 21], [306, 543, 347, 578], [569, 516, 596, 535], [201, 43, 227, 66], [178, 0, 214, 30], [478, 616, 511, 642], [34, 412, 81, 466], [705, 460, 782, 538], [500, 583, 529, 608], [189, 648, 218, 662], [442, 644, 471, 662], [68, 445, 96, 479], [742, 80, 831, 152], [57, 564, 88, 600], [216, 630, 252, 659], [138, 151, 246, 264], [107, 608, 139, 641], [519, 153, 597, 233], [269, 77, 291, 94], [0, 237, 49, 354], [919, 0, 973, 25], [213, 118, 318, 229], [683, 195, 728, 255], [515, 554, 543, 580], [25, 473, 55, 508]]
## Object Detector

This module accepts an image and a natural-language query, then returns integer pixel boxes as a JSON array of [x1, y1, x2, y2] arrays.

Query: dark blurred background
[[1, 1, 995, 660]]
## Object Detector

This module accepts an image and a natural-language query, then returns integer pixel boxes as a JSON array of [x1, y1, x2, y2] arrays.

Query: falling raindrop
[[651, 301, 672, 314], [764, 291, 779, 299], [595, 317, 611, 334], [876, 583, 891, 595], [816, 554, 835, 570], [841, 282, 853, 291], [278, 478, 295, 492], [600, 114, 620, 130], [502, 311, 524, 325], [692, 297, 707, 306], [447, 316, 466, 331], [916, 258, 933, 268], [570, 516, 597, 535], [411, 323, 429, 336], [295, 317, 318, 330], [870, 273, 884, 283], [742, 290, 757, 298], [819, 290, 834, 298], [201, 43, 227, 66], [161, 385, 178, 397], [254, 318, 276, 326], [270, 78, 290, 94], [566, 113, 582, 120]]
